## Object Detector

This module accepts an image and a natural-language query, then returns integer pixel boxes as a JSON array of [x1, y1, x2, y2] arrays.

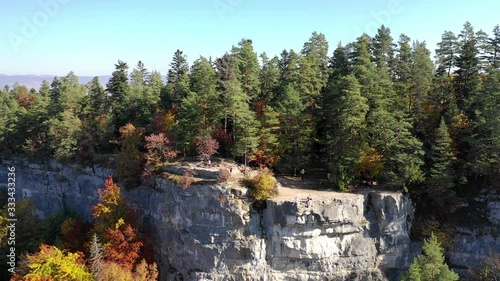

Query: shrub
[[180, 169, 195, 189], [247, 169, 278, 201], [218, 168, 230, 183]]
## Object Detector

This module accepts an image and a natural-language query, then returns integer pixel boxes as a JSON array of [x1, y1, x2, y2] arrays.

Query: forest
[[0, 21, 499, 280]]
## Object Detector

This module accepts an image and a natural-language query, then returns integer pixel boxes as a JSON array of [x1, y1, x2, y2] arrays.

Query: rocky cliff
[[0, 159, 417, 280]]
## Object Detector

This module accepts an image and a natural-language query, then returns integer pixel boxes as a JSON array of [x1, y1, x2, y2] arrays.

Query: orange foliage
[[104, 223, 143, 271], [16, 93, 36, 109], [153, 109, 176, 135], [92, 176, 121, 218], [179, 168, 195, 189], [144, 133, 178, 169], [91, 175, 136, 239]]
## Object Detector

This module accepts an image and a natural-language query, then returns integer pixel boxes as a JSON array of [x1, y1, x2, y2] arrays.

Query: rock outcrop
[[0, 159, 415, 280]]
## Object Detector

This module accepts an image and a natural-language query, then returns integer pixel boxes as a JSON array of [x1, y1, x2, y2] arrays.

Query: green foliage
[[276, 84, 314, 172], [401, 233, 459, 281], [163, 50, 190, 107], [324, 74, 368, 190], [429, 119, 456, 188], [46, 110, 83, 161], [246, 169, 278, 201], [116, 123, 145, 187]]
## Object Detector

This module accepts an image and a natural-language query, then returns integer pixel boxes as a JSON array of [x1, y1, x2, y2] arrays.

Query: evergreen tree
[[401, 233, 459, 281], [429, 119, 456, 188], [107, 60, 131, 128], [189, 56, 220, 133], [163, 50, 190, 107], [410, 41, 434, 123], [300, 32, 330, 103], [487, 25, 500, 68], [325, 75, 369, 190], [372, 25, 395, 73], [233, 39, 260, 102], [276, 84, 314, 173], [454, 22, 480, 115], [475, 29, 491, 72], [435, 31, 458, 77], [258, 53, 280, 104], [394, 34, 412, 103], [468, 67, 500, 178], [279, 49, 301, 87]]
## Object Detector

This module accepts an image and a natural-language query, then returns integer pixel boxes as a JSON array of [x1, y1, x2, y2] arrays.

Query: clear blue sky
[[1, 0, 499, 76]]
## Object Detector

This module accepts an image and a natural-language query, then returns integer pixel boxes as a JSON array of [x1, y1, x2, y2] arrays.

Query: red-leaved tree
[[195, 135, 219, 161], [104, 220, 143, 271]]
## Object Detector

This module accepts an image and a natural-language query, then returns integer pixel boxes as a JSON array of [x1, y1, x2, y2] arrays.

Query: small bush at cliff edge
[[246, 169, 278, 201]]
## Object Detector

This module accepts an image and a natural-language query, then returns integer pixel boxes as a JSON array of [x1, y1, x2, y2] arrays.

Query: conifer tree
[[429, 119, 456, 188], [163, 50, 190, 108], [435, 31, 458, 77], [325, 75, 368, 190], [401, 233, 459, 281]]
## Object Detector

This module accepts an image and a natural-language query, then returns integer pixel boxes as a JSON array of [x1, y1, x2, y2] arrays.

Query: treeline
[[0, 22, 499, 192]]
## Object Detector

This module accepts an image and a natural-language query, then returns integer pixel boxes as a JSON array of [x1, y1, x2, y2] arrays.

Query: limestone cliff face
[[0, 159, 415, 281]]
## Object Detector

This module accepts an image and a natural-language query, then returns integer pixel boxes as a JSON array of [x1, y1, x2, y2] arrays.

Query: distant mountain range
[[0, 74, 112, 90]]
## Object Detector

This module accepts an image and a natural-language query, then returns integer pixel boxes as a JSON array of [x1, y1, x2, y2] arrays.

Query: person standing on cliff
[[300, 168, 305, 180]]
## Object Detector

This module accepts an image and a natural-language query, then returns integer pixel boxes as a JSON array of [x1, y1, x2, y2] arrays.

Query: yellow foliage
[[450, 113, 470, 130], [356, 148, 384, 179], [115, 218, 125, 230], [248, 169, 278, 201], [154, 109, 176, 134], [21, 244, 92, 281]]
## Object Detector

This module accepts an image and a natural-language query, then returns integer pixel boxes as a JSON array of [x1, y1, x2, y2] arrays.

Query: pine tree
[[372, 25, 395, 73], [279, 49, 301, 87], [454, 22, 480, 115], [233, 39, 260, 102], [325, 75, 369, 190], [300, 32, 330, 103], [107, 60, 131, 128], [468, 67, 500, 177], [409, 41, 434, 125], [258, 53, 280, 104], [163, 50, 190, 107], [401, 233, 459, 281], [487, 25, 500, 68], [435, 31, 458, 77], [276, 84, 314, 173], [394, 34, 412, 105], [189, 56, 220, 133], [429, 119, 456, 188]]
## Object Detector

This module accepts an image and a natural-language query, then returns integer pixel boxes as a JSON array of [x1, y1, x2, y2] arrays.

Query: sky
[[1, 0, 499, 76]]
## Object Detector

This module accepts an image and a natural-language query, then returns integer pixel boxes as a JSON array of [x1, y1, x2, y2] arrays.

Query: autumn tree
[[195, 134, 219, 161], [116, 123, 145, 187], [91, 176, 134, 239], [15, 244, 93, 281], [144, 133, 178, 170], [104, 219, 143, 271]]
